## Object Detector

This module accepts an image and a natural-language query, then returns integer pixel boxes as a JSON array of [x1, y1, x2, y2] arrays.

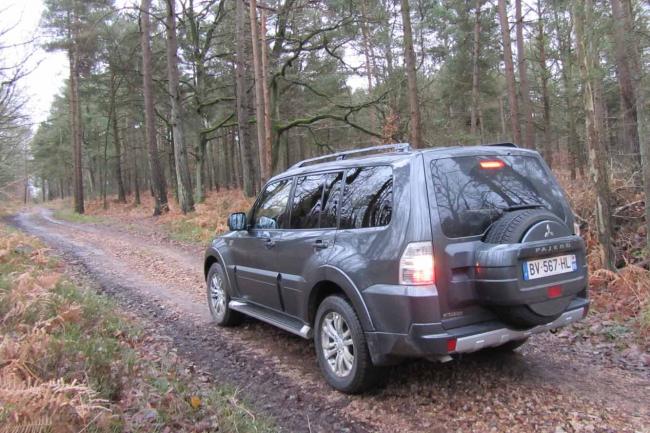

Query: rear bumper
[[365, 298, 588, 364]]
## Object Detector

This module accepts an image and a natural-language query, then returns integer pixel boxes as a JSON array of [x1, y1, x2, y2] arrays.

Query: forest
[[1, 1, 650, 431], [0, 0, 648, 273]]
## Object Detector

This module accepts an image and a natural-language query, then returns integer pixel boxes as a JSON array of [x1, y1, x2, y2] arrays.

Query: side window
[[251, 179, 292, 229], [321, 171, 344, 228], [339, 166, 393, 229], [290, 174, 326, 229]]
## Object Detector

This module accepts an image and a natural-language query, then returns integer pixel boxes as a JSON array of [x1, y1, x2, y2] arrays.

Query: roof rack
[[290, 143, 412, 169], [485, 142, 518, 148]]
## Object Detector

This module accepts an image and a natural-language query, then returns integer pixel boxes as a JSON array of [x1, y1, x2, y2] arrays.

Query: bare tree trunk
[[400, 0, 422, 148], [165, 0, 194, 214], [360, 0, 379, 139], [498, 0, 521, 144], [260, 10, 273, 177], [140, 0, 168, 215], [470, 0, 482, 140], [537, 2, 552, 166], [636, 71, 650, 250], [68, 14, 84, 214], [249, 0, 271, 183], [574, 0, 615, 270], [515, 0, 534, 150], [610, 0, 639, 156], [235, 0, 256, 196], [552, 3, 582, 178], [166, 126, 178, 203], [110, 71, 126, 203]]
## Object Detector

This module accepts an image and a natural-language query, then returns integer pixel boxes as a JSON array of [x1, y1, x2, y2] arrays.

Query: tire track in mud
[[7, 208, 650, 433]]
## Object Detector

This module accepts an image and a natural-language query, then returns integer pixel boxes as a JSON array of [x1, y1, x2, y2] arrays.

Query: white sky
[[3, 0, 68, 127]]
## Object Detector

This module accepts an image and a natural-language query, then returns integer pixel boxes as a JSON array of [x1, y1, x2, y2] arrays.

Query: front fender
[[204, 237, 237, 296]]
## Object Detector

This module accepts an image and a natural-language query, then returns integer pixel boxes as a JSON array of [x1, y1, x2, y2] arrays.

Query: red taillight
[[547, 285, 562, 299], [399, 242, 435, 285], [447, 338, 457, 353], [479, 159, 506, 170]]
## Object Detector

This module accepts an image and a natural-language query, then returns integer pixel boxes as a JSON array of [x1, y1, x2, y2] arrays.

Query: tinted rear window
[[290, 174, 325, 229], [340, 166, 393, 229], [430, 155, 566, 238]]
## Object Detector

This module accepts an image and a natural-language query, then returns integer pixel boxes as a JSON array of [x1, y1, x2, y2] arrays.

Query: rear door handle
[[313, 239, 329, 250], [263, 238, 276, 249]]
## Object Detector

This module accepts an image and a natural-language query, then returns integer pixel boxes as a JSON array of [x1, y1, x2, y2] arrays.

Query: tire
[[314, 295, 379, 394], [206, 263, 242, 326], [484, 209, 569, 328], [484, 208, 565, 244]]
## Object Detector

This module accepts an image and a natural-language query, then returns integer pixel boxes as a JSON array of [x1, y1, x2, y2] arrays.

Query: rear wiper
[[501, 203, 545, 212]]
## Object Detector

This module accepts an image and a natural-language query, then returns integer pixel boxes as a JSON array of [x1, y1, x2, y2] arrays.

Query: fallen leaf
[[190, 395, 201, 409]]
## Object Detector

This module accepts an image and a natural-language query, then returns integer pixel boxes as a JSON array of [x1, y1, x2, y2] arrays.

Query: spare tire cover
[[484, 208, 573, 328]]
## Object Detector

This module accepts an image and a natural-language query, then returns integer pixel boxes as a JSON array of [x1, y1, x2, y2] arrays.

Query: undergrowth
[[0, 224, 276, 433]]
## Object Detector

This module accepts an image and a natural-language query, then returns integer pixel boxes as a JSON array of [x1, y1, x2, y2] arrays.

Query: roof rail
[[290, 143, 412, 169], [485, 142, 518, 148]]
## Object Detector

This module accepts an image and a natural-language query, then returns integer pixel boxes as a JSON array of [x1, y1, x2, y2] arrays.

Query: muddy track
[[7, 208, 650, 433]]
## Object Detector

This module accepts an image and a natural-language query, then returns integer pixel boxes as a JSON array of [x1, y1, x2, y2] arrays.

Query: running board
[[229, 300, 312, 339]]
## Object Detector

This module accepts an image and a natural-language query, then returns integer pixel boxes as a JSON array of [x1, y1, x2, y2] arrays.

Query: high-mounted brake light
[[399, 242, 435, 285], [479, 159, 506, 170]]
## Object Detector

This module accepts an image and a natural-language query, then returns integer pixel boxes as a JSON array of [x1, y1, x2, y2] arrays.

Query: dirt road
[[7, 208, 650, 433]]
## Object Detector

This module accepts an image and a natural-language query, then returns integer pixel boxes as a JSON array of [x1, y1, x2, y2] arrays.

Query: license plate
[[522, 254, 577, 280]]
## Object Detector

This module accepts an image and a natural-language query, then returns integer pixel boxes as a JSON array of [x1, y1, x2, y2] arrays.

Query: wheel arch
[[204, 254, 219, 280], [307, 266, 375, 332]]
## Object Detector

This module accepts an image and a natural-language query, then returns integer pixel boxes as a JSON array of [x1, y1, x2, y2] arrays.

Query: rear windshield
[[430, 155, 566, 238]]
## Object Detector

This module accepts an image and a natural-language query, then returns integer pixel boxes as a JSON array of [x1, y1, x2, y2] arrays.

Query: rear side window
[[290, 174, 326, 229], [321, 172, 344, 228], [290, 172, 344, 229], [340, 166, 393, 229], [251, 179, 292, 229], [430, 155, 566, 238]]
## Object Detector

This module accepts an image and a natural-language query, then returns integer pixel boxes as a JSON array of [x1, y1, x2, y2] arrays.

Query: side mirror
[[228, 212, 247, 231]]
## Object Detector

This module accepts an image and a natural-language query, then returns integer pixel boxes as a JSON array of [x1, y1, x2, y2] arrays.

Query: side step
[[229, 300, 312, 339]]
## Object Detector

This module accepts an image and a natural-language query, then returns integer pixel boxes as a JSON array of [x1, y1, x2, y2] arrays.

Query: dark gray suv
[[204, 143, 589, 393]]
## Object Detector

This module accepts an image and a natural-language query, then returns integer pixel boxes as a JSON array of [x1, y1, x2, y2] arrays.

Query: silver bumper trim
[[455, 307, 585, 353]]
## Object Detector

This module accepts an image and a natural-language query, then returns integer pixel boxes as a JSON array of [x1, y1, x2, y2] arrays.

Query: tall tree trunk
[[235, 0, 256, 196], [515, 0, 534, 150], [260, 10, 273, 176], [537, 2, 552, 166], [110, 71, 126, 203], [470, 0, 482, 140], [574, 0, 615, 270], [610, 0, 639, 156], [249, 0, 271, 183], [68, 14, 84, 214], [636, 69, 650, 251], [140, 0, 168, 216], [133, 129, 141, 206], [165, 0, 194, 214], [167, 127, 178, 203], [498, 0, 521, 144], [400, 0, 423, 148], [360, 0, 379, 139], [553, 2, 582, 178]]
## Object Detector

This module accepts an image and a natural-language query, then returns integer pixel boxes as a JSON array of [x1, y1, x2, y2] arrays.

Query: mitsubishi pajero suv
[[204, 143, 589, 393]]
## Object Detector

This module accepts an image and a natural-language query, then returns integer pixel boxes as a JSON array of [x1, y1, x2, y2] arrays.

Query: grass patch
[[165, 218, 211, 243], [53, 207, 105, 224], [0, 223, 276, 432]]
